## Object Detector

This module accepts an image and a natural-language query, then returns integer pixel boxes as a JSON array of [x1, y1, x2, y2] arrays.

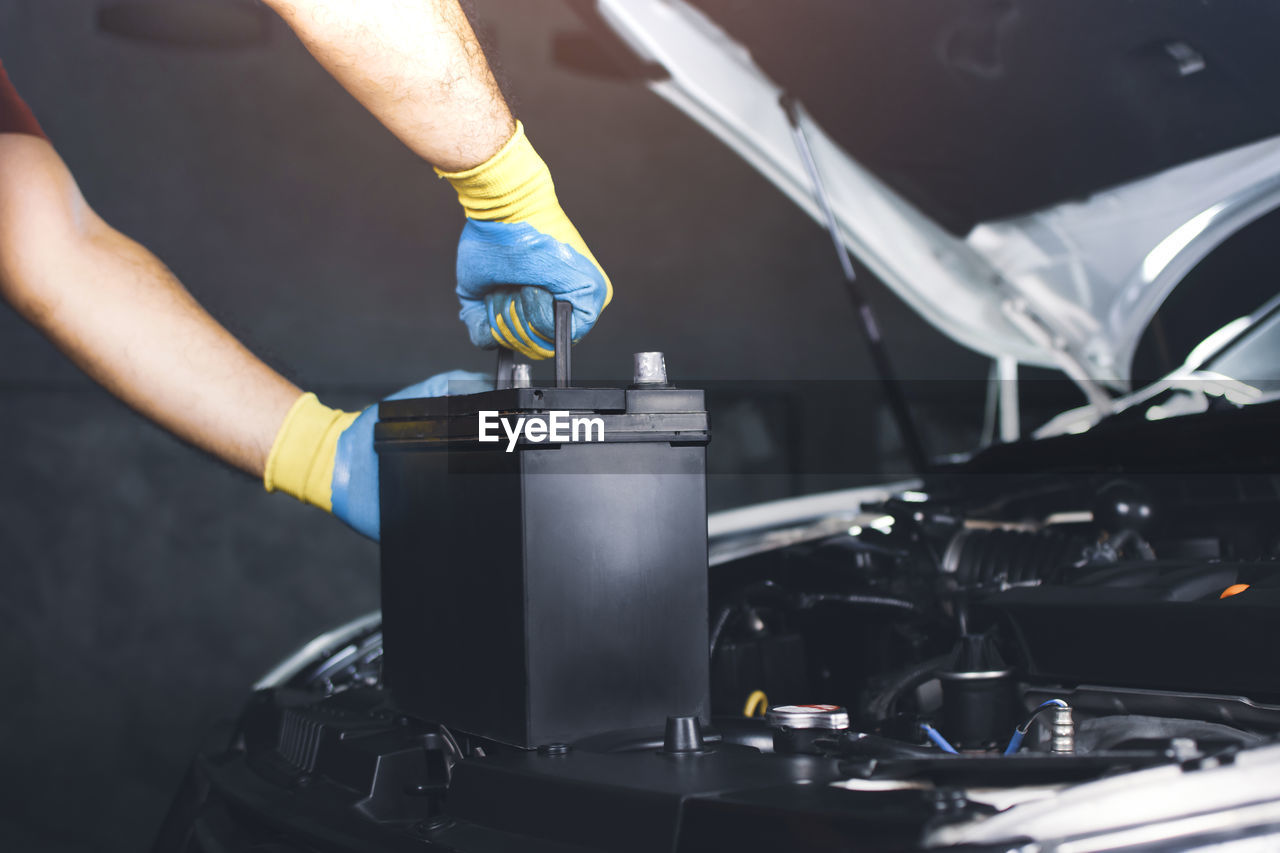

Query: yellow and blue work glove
[[438, 121, 612, 359], [263, 370, 490, 540]]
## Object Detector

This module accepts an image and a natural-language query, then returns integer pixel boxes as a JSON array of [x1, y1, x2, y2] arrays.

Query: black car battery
[[374, 339, 710, 749]]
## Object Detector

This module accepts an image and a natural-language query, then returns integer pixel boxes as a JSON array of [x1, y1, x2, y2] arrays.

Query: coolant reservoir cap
[[765, 704, 850, 730]]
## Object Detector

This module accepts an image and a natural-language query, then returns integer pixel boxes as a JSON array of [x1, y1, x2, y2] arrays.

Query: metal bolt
[[1050, 706, 1075, 754], [633, 352, 667, 386]]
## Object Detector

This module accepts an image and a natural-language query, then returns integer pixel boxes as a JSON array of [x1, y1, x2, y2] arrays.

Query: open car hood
[[580, 0, 1280, 395]]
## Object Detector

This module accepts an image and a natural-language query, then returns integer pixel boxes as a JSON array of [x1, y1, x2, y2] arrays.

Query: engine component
[[939, 632, 1017, 750], [1075, 714, 1268, 752], [942, 527, 1086, 586], [1049, 705, 1075, 754], [711, 630, 808, 717], [661, 714, 709, 754], [865, 651, 957, 723], [766, 704, 850, 755], [1025, 685, 1280, 735], [972, 561, 1280, 700], [940, 669, 1016, 751], [1093, 479, 1157, 535], [1004, 700, 1070, 755]]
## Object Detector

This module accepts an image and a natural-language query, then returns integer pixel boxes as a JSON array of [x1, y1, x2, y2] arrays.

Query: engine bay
[[712, 470, 1280, 761], [155, 386, 1280, 852]]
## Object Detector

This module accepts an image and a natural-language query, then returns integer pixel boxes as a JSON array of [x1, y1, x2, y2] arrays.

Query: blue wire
[[920, 722, 959, 754], [1004, 699, 1069, 755], [1003, 730, 1025, 755]]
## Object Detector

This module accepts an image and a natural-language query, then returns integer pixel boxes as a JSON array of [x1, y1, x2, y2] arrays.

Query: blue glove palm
[[331, 370, 491, 540]]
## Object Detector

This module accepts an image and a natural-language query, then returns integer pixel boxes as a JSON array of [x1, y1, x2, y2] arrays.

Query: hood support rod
[[782, 95, 929, 472]]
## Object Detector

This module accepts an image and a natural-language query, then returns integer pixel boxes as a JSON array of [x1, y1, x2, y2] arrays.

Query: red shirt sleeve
[[0, 60, 48, 140]]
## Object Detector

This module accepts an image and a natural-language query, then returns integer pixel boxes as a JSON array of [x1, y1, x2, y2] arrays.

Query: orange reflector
[[1220, 583, 1251, 599]]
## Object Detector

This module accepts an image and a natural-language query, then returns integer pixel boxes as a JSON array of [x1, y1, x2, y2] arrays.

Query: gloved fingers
[[515, 286, 556, 348], [459, 299, 499, 350], [518, 286, 600, 346], [331, 369, 494, 541], [497, 306, 554, 360], [564, 282, 607, 343], [330, 406, 379, 540], [505, 290, 555, 358], [484, 290, 533, 358], [485, 290, 553, 360], [490, 306, 540, 360], [493, 323, 539, 360], [457, 220, 609, 344]]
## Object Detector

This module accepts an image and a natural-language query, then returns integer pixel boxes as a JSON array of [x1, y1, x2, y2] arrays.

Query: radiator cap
[[765, 704, 849, 731]]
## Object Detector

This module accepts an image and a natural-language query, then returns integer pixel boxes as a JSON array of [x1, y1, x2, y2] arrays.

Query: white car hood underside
[[594, 0, 1280, 391]]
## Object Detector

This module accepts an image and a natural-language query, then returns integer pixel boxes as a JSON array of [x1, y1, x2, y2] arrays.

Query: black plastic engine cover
[[153, 685, 962, 853], [973, 562, 1280, 702]]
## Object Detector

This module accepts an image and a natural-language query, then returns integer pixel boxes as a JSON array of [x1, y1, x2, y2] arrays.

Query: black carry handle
[[495, 347, 514, 390], [493, 299, 572, 388], [555, 300, 572, 388]]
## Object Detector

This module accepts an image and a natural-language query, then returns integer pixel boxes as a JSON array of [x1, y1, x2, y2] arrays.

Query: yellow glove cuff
[[263, 392, 359, 512], [436, 121, 611, 307]]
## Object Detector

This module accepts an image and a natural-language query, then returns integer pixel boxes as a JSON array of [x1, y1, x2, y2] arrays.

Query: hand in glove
[[263, 370, 490, 540], [439, 121, 611, 359]]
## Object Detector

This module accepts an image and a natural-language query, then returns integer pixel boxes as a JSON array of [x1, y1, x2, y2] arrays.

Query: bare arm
[[261, 0, 613, 361], [262, 0, 515, 170], [0, 133, 301, 476]]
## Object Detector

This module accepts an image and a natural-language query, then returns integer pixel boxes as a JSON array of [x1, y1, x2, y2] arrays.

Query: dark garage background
[[0, 1, 1040, 850]]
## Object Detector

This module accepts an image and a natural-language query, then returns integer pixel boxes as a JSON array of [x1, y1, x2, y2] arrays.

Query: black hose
[[711, 588, 918, 661], [866, 650, 958, 722], [792, 593, 919, 614], [1110, 528, 1157, 561], [708, 604, 734, 660]]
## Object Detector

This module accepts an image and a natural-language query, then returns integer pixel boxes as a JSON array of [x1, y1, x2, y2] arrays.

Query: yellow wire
[[743, 690, 769, 718]]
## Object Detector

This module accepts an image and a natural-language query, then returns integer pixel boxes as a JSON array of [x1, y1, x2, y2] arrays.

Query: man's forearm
[[46, 222, 302, 476], [0, 135, 301, 477], [264, 0, 515, 170]]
